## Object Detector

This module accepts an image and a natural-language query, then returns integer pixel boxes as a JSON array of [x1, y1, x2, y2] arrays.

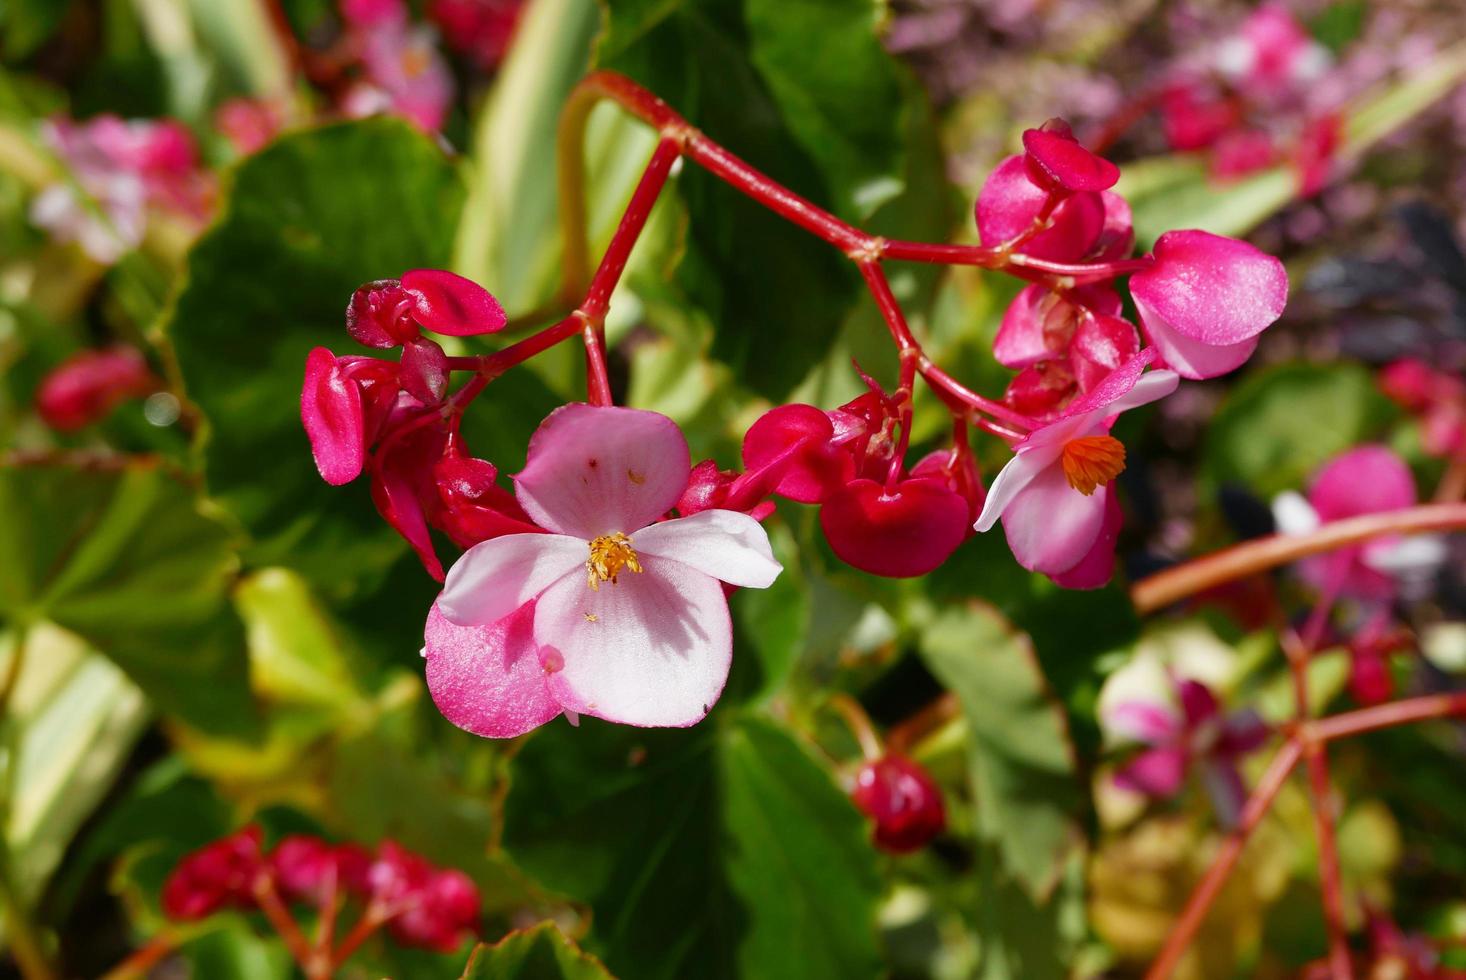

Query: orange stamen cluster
[[1061, 435, 1126, 495], [586, 532, 642, 590]]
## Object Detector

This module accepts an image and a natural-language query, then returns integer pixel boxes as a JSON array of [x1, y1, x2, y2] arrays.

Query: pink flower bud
[[1161, 83, 1240, 151], [301, 348, 401, 485], [370, 420, 449, 580], [428, 0, 523, 70], [1021, 119, 1120, 194], [910, 447, 985, 524], [433, 446, 541, 547], [1379, 359, 1442, 411], [819, 477, 969, 578], [677, 459, 739, 515], [976, 155, 1105, 262], [271, 834, 340, 904], [1129, 229, 1288, 379], [1293, 113, 1341, 197], [161, 826, 265, 921], [401, 269, 507, 337], [35, 346, 159, 431], [1069, 313, 1140, 392], [215, 98, 284, 155], [387, 868, 482, 952], [850, 755, 946, 854], [1004, 360, 1077, 418], [1348, 644, 1393, 707], [1211, 130, 1277, 180]]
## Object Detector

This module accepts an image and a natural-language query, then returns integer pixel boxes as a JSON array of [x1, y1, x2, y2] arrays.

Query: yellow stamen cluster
[[1061, 435, 1126, 495], [586, 532, 642, 590]]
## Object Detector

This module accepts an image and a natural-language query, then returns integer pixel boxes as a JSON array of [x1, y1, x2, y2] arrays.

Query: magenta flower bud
[[819, 477, 970, 578], [1379, 359, 1443, 412], [1161, 83, 1240, 151], [346, 279, 418, 348], [910, 448, 985, 525], [300, 347, 401, 485], [1211, 130, 1277, 180], [400, 335, 449, 405], [35, 346, 159, 432], [433, 447, 540, 547], [400, 269, 507, 337], [676, 459, 739, 515], [271, 834, 339, 904], [370, 421, 449, 581], [215, 98, 284, 155], [1129, 229, 1288, 380], [976, 155, 1105, 262], [1021, 119, 1120, 194], [428, 0, 523, 71], [850, 755, 946, 854], [1004, 360, 1077, 419], [161, 825, 265, 921], [741, 404, 855, 504], [387, 868, 482, 952], [1069, 313, 1141, 392]]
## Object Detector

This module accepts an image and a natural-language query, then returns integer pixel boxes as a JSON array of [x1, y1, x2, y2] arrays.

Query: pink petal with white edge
[[1307, 444, 1416, 521], [1129, 229, 1287, 347], [632, 509, 781, 588], [973, 440, 1064, 532], [438, 532, 586, 627], [1104, 700, 1182, 745], [1136, 308, 1259, 380], [301, 347, 365, 486], [424, 601, 561, 740], [1001, 468, 1109, 575], [515, 404, 692, 539], [535, 556, 731, 728], [402, 269, 507, 336]]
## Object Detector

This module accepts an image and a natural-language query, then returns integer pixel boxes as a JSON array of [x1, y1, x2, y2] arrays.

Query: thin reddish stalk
[[330, 905, 389, 968], [1131, 503, 1466, 614], [1309, 692, 1466, 742], [98, 933, 177, 980], [1143, 739, 1303, 980], [253, 877, 321, 977], [829, 693, 884, 761]]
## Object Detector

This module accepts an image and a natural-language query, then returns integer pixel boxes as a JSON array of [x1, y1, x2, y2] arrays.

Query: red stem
[[1309, 692, 1466, 742], [253, 876, 324, 978], [330, 905, 389, 969], [1144, 739, 1303, 980]]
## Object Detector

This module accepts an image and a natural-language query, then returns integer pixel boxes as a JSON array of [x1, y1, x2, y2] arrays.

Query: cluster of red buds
[[34, 346, 161, 432], [1380, 359, 1466, 463], [162, 827, 481, 967], [1156, 5, 1341, 194]]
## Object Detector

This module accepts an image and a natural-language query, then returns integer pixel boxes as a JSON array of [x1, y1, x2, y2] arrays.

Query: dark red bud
[[851, 755, 946, 854], [400, 336, 449, 405], [35, 346, 159, 432], [742, 404, 855, 504], [677, 459, 738, 515], [160, 825, 265, 921], [401, 269, 506, 337], [819, 477, 969, 578], [347, 279, 418, 348]]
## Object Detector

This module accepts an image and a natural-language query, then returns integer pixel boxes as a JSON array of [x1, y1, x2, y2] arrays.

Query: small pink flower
[[1216, 5, 1331, 95], [215, 98, 285, 155], [346, 16, 454, 132], [1105, 677, 1269, 825], [346, 270, 506, 348], [1273, 445, 1446, 601], [428, 0, 523, 70], [429, 404, 782, 734], [1129, 229, 1289, 379], [1161, 82, 1241, 151], [974, 352, 1179, 585], [976, 154, 1106, 262]]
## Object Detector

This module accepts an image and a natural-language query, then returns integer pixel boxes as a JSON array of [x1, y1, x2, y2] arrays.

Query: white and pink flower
[[427, 404, 782, 735]]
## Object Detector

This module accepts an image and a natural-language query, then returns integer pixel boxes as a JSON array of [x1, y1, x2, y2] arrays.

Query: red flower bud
[[1021, 119, 1120, 194], [161, 825, 265, 921], [819, 477, 969, 578], [347, 279, 418, 348], [35, 346, 159, 432], [851, 755, 946, 854]]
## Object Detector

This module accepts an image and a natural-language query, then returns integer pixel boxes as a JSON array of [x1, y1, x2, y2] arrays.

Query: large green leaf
[[0, 461, 255, 733], [594, 0, 921, 398], [461, 922, 614, 980], [167, 120, 535, 595], [1203, 360, 1396, 497], [918, 604, 1083, 903], [501, 714, 882, 980]]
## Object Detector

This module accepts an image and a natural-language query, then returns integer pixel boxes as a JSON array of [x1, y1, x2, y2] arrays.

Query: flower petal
[[301, 347, 366, 486], [1307, 444, 1416, 521], [1136, 307, 1259, 380], [438, 533, 586, 627], [1129, 229, 1287, 347], [1114, 746, 1188, 797], [1050, 484, 1123, 589], [973, 440, 1063, 532], [1104, 700, 1183, 745], [535, 556, 731, 727], [631, 509, 782, 589], [1000, 467, 1108, 574], [423, 601, 561, 738], [514, 404, 692, 538], [402, 269, 507, 336]]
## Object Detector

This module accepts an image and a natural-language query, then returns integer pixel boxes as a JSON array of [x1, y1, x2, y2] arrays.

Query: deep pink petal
[[402, 269, 507, 336], [993, 285, 1056, 369], [1177, 678, 1220, 727], [1059, 347, 1160, 420], [1022, 126, 1120, 193], [741, 403, 853, 503], [1000, 466, 1108, 575], [423, 601, 561, 738], [302, 347, 366, 485], [1114, 746, 1188, 797], [1129, 230, 1288, 347], [1135, 309, 1259, 380], [632, 509, 781, 588], [1070, 313, 1140, 392], [975, 155, 1105, 261], [514, 404, 691, 538], [536, 556, 732, 727], [400, 336, 449, 405], [369, 427, 447, 581], [438, 533, 586, 627], [821, 477, 970, 578], [1307, 445, 1416, 521], [1090, 191, 1136, 262]]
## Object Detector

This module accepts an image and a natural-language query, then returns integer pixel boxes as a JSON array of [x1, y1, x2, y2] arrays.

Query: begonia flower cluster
[[162, 827, 481, 955]]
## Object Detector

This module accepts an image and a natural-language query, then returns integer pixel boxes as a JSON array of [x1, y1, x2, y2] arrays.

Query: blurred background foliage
[[0, 0, 1465, 977]]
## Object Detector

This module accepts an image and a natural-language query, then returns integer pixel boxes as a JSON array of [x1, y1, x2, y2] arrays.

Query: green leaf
[[1204, 360, 1397, 497], [725, 522, 809, 704], [593, 0, 920, 397], [0, 461, 255, 733], [501, 714, 882, 980], [460, 922, 614, 980], [918, 603, 1083, 902], [166, 120, 484, 594]]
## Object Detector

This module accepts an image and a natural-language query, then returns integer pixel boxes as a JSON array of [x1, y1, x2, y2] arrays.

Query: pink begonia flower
[[429, 404, 782, 734], [1272, 445, 1446, 601], [1160, 83, 1241, 152], [975, 351, 1179, 585], [975, 155, 1106, 262], [1129, 229, 1288, 380], [1104, 675, 1269, 825], [344, 15, 454, 133], [1216, 5, 1331, 95], [428, 0, 523, 70]]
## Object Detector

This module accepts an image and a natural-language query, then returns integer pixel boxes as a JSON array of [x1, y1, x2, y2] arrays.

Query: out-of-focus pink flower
[[341, 0, 454, 133], [1294, 112, 1343, 196], [1272, 445, 1446, 601], [35, 346, 160, 431], [272, 835, 372, 904], [1129, 229, 1289, 380], [429, 0, 523, 70], [1380, 359, 1466, 459], [1216, 5, 1331, 96], [430, 404, 782, 734], [215, 98, 285, 155], [975, 352, 1178, 586], [1161, 82, 1241, 151], [1211, 129, 1278, 180], [1104, 677, 1269, 825], [369, 841, 481, 952], [850, 755, 946, 854], [161, 826, 265, 921]]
